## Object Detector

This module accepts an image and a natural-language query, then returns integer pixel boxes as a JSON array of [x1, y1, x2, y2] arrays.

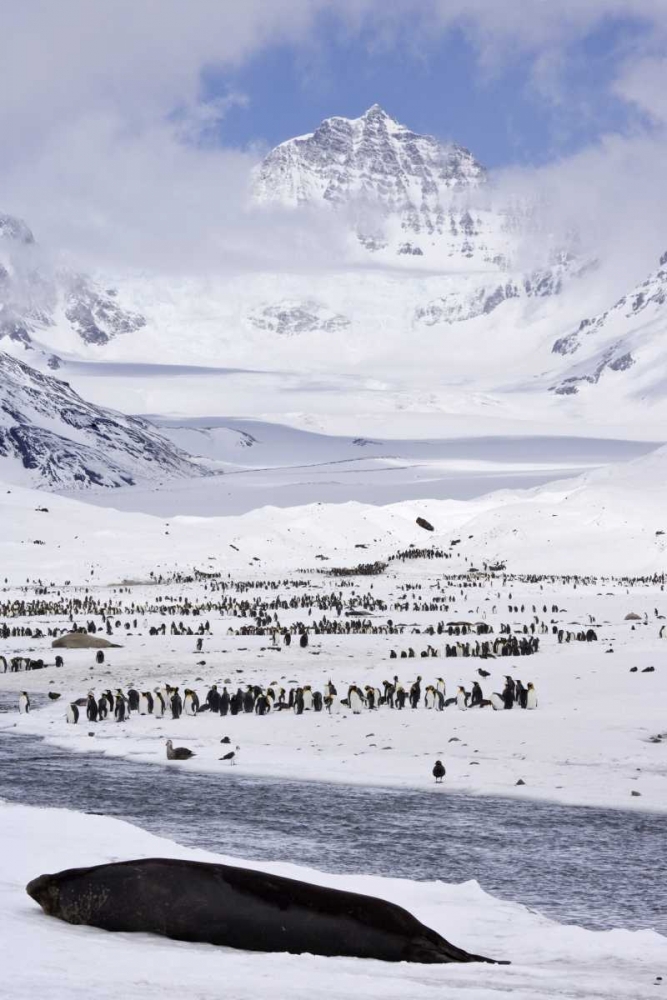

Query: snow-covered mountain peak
[[252, 105, 486, 217]]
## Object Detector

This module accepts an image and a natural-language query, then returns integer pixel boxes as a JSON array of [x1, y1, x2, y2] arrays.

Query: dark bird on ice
[[166, 739, 196, 760], [432, 760, 446, 783]]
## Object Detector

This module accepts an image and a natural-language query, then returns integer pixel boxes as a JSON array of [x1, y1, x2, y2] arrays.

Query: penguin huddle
[[59, 671, 538, 728], [492, 677, 538, 711]]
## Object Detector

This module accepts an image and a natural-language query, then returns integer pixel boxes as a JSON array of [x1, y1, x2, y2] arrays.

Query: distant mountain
[[3, 107, 665, 431], [0, 351, 208, 489], [549, 251, 667, 396], [0, 212, 145, 361], [254, 104, 483, 213], [253, 105, 522, 269]]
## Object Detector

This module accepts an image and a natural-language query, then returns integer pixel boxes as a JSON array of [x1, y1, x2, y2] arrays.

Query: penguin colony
[[6, 566, 662, 776], [10, 566, 663, 650]]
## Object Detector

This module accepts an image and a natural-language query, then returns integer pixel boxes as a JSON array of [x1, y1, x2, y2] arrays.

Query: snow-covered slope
[[1, 441, 665, 580], [549, 251, 667, 398], [0, 351, 207, 489], [0, 212, 145, 361]]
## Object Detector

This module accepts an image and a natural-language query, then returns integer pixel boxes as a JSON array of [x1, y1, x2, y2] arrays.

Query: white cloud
[[613, 55, 667, 123], [0, 0, 665, 279]]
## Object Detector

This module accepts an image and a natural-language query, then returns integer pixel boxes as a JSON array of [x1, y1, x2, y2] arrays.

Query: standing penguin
[[505, 674, 516, 699], [409, 676, 422, 709], [299, 632, 309, 648], [139, 691, 153, 715], [456, 686, 468, 711], [86, 692, 98, 722], [502, 679, 515, 710], [66, 703, 79, 724], [302, 686, 314, 711], [127, 688, 140, 713], [470, 681, 483, 707], [348, 685, 364, 714], [170, 688, 183, 720], [206, 685, 220, 713], [424, 685, 436, 709], [324, 694, 340, 714], [184, 689, 198, 716], [97, 694, 108, 720], [432, 760, 446, 783], [114, 691, 127, 723], [153, 689, 165, 718], [526, 682, 538, 709], [19, 691, 30, 714], [515, 680, 528, 709], [96, 650, 105, 664], [219, 687, 230, 717]]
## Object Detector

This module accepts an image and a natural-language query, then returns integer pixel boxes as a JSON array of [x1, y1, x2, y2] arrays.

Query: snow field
[[1, 801, 665, 1000]]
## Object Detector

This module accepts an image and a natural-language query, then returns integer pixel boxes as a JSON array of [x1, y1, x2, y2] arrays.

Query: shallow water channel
[[0, 701, 664, 936]]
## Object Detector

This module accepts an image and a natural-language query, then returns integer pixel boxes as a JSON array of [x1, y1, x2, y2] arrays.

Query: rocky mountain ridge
[[0, 351, 207, 489]]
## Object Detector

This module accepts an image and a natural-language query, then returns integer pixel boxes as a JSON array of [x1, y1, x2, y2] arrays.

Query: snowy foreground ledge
[[2, 801, 664, 1000]]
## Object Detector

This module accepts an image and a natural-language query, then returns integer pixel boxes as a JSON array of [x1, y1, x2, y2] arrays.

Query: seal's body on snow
[[26, 857, 505, 965]]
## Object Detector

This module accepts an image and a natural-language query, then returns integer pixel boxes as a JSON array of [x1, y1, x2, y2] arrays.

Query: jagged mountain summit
[[0, 213, 145, 360], [252, 105, 510, 266], [0, 351, 207, 489], [253, 104, 485, 210]]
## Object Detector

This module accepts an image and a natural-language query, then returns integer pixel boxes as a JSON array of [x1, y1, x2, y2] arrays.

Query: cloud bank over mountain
[[0, 1, 664, 280]]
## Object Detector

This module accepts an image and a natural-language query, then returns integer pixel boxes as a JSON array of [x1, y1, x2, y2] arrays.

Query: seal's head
[[26, 873, 61, 915]]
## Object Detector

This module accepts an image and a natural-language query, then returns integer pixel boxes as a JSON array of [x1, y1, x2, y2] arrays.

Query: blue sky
[[206, 12, 652, 167]]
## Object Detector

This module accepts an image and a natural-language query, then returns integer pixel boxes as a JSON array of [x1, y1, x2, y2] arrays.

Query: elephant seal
[[26, 858, 505, 964], [52, 634, 121, 649]]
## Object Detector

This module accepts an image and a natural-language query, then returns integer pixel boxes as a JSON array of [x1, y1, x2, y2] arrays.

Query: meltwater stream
[[0, 725, 664, 935]]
